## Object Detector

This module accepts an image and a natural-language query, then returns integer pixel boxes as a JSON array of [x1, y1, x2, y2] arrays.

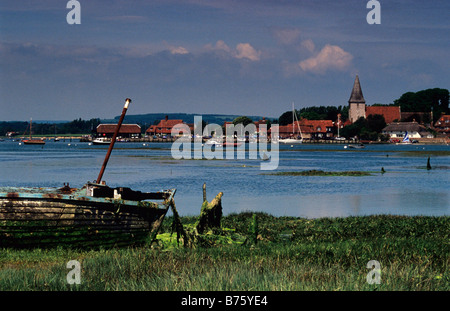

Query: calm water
[[0, 140, 449, 218]]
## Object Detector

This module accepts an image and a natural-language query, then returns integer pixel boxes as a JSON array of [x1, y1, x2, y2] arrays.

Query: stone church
[[348, 75, 401, 124], [348, 75, 366, 123]]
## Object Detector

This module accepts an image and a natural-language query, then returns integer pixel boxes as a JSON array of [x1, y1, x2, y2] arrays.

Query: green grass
[[0, 213, 448, 291], [262, 170, 373, 176]]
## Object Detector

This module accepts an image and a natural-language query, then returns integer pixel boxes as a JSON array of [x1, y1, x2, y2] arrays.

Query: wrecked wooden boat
[[0, 183, 176, 248], [0, 98, 177, 248]]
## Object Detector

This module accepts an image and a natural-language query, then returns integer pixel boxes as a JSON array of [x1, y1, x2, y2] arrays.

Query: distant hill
[[114, 113, 274, 126]]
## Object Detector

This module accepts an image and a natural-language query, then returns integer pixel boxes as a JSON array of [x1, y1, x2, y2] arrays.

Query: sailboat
[[279, 102, 303, 144], [22, 118, 45, 145], [396, 131, 412, 145]]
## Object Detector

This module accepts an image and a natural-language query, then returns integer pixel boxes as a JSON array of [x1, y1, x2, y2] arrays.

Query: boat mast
[[292, 102, 294, 137], [292, 102, 302, 139], [96, 98, 131, 183]]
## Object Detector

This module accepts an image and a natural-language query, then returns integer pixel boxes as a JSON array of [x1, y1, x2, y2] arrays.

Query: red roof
[[146, 119, 185, 134], [97, 124, 141, 134], [296, 120, 334, 133], [274, 119, 334, 136], [366, 106, 401, 124], [434, 114, 450, 134]]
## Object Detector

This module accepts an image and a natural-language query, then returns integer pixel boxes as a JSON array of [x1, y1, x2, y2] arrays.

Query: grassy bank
[[0, 213, 448, 291], [263, 170, 373, 176]]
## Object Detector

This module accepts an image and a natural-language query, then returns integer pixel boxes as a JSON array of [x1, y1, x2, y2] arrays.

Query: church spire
[[348, 75, 365, 104]]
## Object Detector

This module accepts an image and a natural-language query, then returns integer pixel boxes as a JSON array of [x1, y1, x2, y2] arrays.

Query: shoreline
[[2, 136, 449, 145]]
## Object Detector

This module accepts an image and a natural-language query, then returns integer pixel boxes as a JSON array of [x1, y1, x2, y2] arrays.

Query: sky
[[0, 0, 448, 121]]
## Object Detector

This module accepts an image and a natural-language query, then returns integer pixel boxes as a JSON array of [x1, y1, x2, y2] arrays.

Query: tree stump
[[196, 183, 223, 234]]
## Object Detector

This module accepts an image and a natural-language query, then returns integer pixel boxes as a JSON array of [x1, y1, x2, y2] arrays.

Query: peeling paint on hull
[[0, 183, 176, 248]]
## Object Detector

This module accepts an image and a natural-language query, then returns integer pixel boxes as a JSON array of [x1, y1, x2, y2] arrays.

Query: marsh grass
[[0, 213, 448, 291], [262, 170, 373, 176]]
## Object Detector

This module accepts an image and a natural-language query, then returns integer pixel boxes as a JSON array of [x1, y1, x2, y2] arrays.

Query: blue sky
[[0, 0, 448, 121]]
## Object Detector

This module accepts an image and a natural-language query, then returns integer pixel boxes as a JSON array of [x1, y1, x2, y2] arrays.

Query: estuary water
[[0, 140, 449, 218]]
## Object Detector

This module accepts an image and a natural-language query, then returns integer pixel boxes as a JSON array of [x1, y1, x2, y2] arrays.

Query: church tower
[[348, 75, 366, 123]]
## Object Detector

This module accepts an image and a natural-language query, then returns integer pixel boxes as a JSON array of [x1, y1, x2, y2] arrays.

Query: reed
[[0, 213, 448, 291]]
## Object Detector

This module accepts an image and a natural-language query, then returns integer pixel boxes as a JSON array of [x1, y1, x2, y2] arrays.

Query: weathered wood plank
[[0, 188, 173, 248]]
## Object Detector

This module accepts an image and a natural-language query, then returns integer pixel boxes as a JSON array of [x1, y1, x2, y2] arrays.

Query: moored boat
[[345, 143, 365, 149], [396, 131, 413, 145], [278, 102, 303, 145], [92, 137, 112, 145], [22, 118, 46, 145]]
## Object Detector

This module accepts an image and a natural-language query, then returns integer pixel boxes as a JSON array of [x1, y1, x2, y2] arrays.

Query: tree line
[[0, 118, 101, 137]]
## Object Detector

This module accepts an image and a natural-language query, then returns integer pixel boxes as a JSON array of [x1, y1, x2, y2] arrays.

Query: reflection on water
[[0, 141, 449, 218]]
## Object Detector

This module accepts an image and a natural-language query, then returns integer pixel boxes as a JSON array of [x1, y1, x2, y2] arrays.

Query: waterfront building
[[382, 121, 432, 140], [434, 114, 450, 136], [96, 124, 141, 139], [146, 116, 185, 137], [276, 119, 335, 140]]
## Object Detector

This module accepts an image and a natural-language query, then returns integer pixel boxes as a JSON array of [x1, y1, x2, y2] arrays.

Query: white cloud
[[205, 41, 261, 61], [299, 44, 353, 74], [169, 46, 189, 55], [213, 40, 232, 53], [234, 43, 261, 61]]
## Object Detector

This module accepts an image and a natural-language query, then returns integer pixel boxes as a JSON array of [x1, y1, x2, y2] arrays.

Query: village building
[[220, 118, 269, 137], [276, 119, 335, 140], [145, 116, 185, 137], [96, 124, 141, 139], [434, 114, 450, 136], [400, 111, 433, 124], [252, 117, 269, 135], [382, 121, 433, 141], [366, 106, 401, 124]]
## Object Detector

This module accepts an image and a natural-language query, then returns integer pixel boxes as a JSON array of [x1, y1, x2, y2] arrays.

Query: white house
[[382, 122, 433, 140]]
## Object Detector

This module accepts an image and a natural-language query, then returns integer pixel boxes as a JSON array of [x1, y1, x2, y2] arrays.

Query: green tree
[[278, 111, 296, 126], [394, 88, 449, 122], [340, 115, 386, 141], [232, 116, 253, 127], [340, 117, 367, 139], [366, 114, 386, 133]]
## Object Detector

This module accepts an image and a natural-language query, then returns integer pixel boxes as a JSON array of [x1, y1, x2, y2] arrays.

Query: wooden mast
[[96, 98, 131, 183]]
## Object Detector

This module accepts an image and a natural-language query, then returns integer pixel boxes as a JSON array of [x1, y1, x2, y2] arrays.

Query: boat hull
[[278, 139, 302, 144], [0, 185, 175, 248], [22, 140, 45, 145], [92, 139, 111, 145]]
